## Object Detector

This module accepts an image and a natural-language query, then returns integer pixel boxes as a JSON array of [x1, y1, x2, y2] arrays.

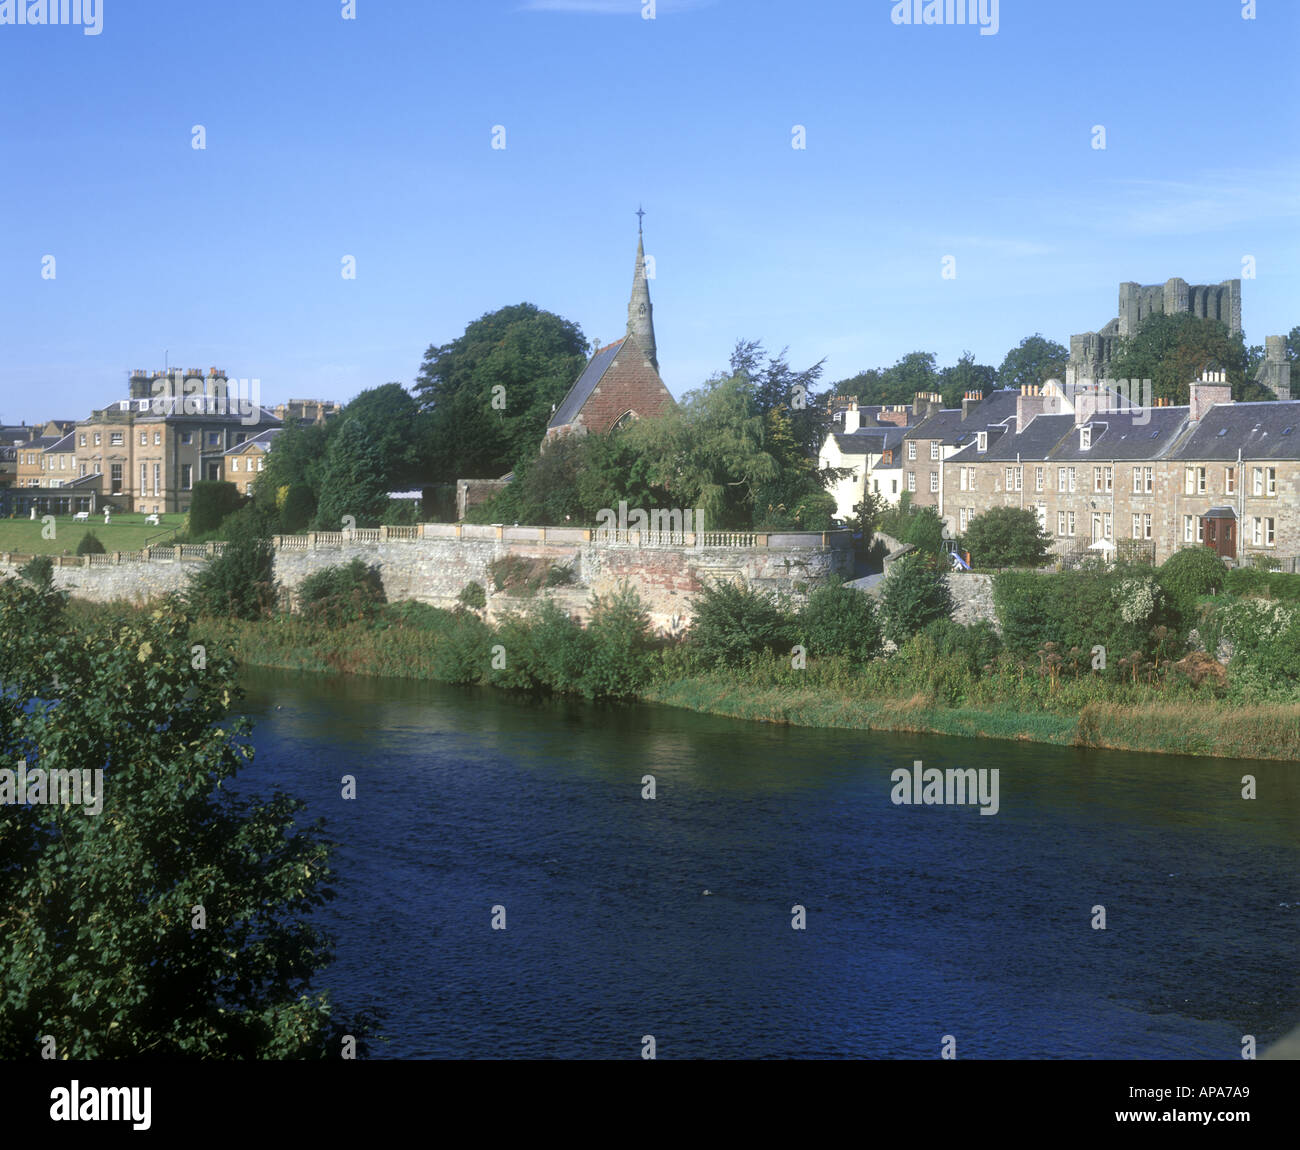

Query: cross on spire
[[636, 204, 645, 233]]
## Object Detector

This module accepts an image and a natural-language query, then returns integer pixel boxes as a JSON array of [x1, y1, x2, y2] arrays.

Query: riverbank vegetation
[[53, 540, 1300, 760]]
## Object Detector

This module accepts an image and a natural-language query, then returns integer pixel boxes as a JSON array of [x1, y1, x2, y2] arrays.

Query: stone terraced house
[[819, 402, 914, 517], [940, 366, 1300, 566]]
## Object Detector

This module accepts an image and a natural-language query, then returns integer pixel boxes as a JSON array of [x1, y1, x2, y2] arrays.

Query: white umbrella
[[1088, 538, 1116, 551]]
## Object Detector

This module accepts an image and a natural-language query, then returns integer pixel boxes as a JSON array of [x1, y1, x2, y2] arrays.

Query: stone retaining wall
[[1, 528, 854, 632]]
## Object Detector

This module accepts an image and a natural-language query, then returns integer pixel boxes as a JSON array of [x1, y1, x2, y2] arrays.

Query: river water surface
[[235, 668, 1300, 1059]]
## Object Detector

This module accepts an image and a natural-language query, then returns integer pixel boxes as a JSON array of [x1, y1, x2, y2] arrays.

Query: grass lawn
[[0, 513, 187, 556]]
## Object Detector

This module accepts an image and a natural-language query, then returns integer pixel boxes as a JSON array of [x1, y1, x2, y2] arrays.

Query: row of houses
[[0, 369, 341, 517], [821, 343, 1296, 566]]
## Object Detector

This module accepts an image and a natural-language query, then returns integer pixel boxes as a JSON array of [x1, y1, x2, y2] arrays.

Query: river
[[234, 667, 1300, 1059]]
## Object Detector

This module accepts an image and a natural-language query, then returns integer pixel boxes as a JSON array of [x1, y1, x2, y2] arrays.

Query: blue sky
[[0, 0, 1296, 424]]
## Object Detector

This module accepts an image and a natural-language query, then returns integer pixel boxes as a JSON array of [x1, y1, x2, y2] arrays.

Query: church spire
[[627, 209, 657, 372]]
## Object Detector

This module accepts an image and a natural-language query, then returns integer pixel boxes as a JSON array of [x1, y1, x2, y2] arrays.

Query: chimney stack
[[1188, 369, 1233, 422], [961, 390, 985, 422]]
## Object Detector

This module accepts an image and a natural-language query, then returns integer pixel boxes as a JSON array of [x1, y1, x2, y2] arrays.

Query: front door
[[1202, 516, 1235, 559]]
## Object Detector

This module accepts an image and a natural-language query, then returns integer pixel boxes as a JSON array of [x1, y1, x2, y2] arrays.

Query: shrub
[[879, 552, 954, 644], [545, 563, 575, 588], [797, 577, 883, 664], [187, 481, 246, 537], [186, 513, 277, 620], [486, 612, 544, 691], [296, 558, 386, 624], [993, 565, 1177, 670], [429, 610, 491, 684], [962, 506, 1053, 569], [920, 617, 1002, 674], [526, 600, 593, 693], [457, 581, 487, 611], [1223, 568, 1300, 601], [687, 579, 796, 668], [18, 554, 55, 592], [75, 530, 106, 557], [582, 583, 652, 698], [1157, 546, 1226, 623], [489, 554, 548, 595]]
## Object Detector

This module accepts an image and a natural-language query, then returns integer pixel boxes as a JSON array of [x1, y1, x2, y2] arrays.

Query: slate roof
[[969, 388, 1019, 427], [831, 426, 907, 455], [45, 432, 76, 454], [946, 414, 1071, 463], [547, 340, 626, 430], [18, 434, 60, 451], [225, 427, 281, 454], [907, 409, 968, 444], [1172, 401, 1300, 461], [1052, 405, 1191, 461], [906, 390, 1019, 445]]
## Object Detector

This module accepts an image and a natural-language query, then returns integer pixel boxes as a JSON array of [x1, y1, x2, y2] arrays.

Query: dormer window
[[1080, 425, 1091, 450], [976, 432, 987, 453]]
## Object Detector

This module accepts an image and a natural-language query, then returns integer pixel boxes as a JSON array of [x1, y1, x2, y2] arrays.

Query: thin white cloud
[[1063, 167, 1300, 237]]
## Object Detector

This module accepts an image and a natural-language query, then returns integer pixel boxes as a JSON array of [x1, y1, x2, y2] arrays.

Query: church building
[[544, 218, 675, 442]]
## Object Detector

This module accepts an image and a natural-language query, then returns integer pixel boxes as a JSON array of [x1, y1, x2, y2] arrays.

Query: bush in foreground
[[0, 585, 366, 1057]]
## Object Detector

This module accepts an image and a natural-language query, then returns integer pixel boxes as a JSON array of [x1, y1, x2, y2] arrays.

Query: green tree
[[1107, 314, 1262, 403], [258, 418, 332, 505], [0, 583, 362, 1057], [937, 351, 999, 408], [188, 481, 246, 537], [879, 552, 955, 644], [625, 373, 778, 530], [729, 340, 829, 458], [333, 383, 423, 490], [962, 506, 1053, 568], [998, 334, 1069, 391], [314, 420, 390, 529], [833, 351, 940, 408], [414, 303, 589, 481], [279, 484, 317, 535]]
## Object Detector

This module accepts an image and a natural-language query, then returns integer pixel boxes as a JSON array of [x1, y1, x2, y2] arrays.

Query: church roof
[[547, 339, 627, 430]]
